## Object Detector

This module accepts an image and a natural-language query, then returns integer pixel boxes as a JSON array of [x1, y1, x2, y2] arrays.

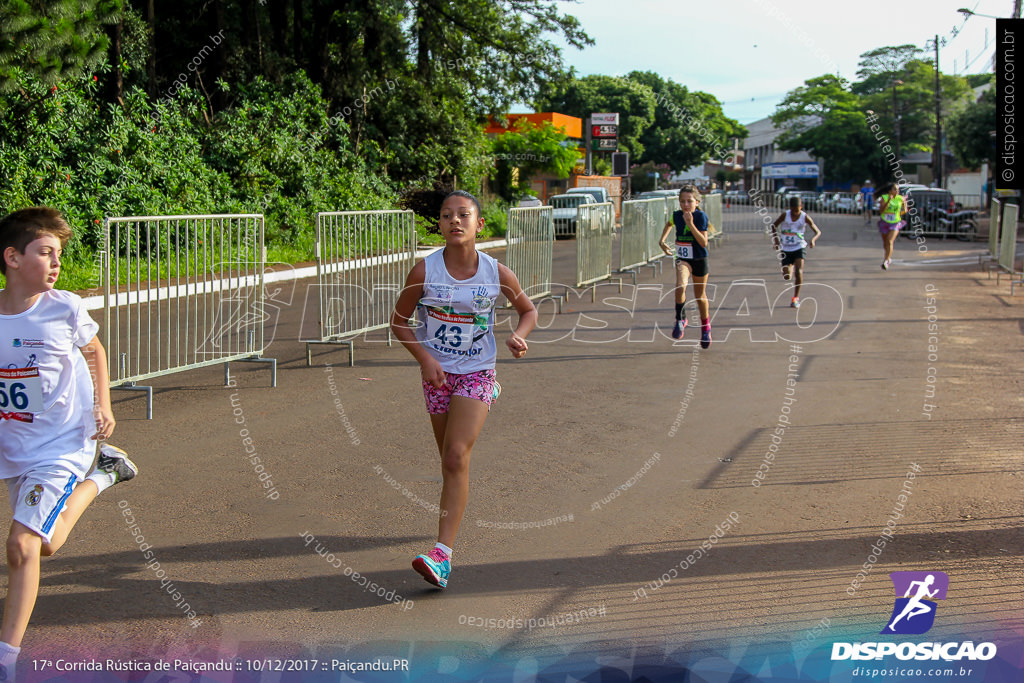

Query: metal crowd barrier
[[995, 201, 1022, 294], [725, 190, 778, 234], [988, 196, 1002, 262], [703, 193, 724, 243], [645, 198, 670, 271], [576, 202, 616, 298], [305, 210, 416, 366], [982, 196, 1003, 277], [619, 199, 653, 274], [102, 214, 276, 419], [505, 206, 558, 310]]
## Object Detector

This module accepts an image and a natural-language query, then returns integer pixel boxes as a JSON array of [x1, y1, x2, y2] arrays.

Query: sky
[[548, 0, 1005, 125]]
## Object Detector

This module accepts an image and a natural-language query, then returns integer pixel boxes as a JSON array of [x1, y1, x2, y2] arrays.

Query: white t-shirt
[[414, 249, 500, 374], [0, 289, 99, 478], [778, 210, 808, 251]]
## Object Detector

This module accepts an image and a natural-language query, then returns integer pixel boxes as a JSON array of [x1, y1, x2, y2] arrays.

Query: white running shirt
[[415, 249, 500, 374], [778, 210, 808, 251], [0, 289, 99, 478]]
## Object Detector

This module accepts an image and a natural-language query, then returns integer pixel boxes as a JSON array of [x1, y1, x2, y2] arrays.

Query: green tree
[[947, 87, 996, 169], [626, 70, 745, 173], [771, 74, 883, 183], [0, 0, 122, 93], [630, 160, 670, 193], [534, 73, 656, 161], [853, 44, 924, 95], [489, 119, 579, 201], [854, 46, 972, 157]]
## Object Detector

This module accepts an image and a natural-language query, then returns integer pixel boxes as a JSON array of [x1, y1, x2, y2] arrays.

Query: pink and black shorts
[[422, 369, 499, 414]]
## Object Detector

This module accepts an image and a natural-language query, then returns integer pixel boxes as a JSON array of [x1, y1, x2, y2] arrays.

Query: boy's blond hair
[[0, 207, 73, 276]]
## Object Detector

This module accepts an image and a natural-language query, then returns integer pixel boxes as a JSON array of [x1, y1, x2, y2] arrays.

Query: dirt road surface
[[11, 214, 1023, 682]]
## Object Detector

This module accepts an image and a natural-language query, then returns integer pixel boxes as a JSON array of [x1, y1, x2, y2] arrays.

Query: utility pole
[[891, 79, 902, 164], [934, 34, 943, 188]]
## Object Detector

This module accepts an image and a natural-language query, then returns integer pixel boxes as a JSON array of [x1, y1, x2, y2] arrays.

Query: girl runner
[[877, 182, 907, 270], [391, 190, 537, 588], [659, 186, 712, 348]]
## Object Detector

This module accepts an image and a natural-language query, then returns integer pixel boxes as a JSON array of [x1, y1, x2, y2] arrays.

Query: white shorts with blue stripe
[[6, 466, 81, 543]]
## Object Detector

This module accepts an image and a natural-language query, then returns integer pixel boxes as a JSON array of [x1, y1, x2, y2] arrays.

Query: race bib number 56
[[0, 368, 44, 414], [675, 242, 693, 260]]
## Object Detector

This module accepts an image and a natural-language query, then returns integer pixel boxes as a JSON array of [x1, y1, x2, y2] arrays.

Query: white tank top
[[779, 210, 808, 251], [415, 249, 500, 373]]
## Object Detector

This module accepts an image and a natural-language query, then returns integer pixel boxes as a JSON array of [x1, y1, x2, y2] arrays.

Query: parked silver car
[[549, 193, 596, 238]]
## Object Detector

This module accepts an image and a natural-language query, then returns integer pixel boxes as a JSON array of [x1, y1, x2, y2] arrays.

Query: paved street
[[14, 213, 1023, 680]]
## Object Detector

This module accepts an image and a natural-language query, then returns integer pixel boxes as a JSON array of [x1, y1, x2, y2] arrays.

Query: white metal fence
[[619, 199, 654, 273], [996, 201, 1022, 294], [506, 206, 556, 305], [305, 210, 417, 365], [989, 197, 1002, 261], [576, 202, 615, 292], [102, 214, 276, 418], [645, 198, 671, 269], [703, 194, 723, 242]]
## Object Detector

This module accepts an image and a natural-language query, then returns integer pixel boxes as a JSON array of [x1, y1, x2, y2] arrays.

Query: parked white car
[[566, 186, 610, 204]]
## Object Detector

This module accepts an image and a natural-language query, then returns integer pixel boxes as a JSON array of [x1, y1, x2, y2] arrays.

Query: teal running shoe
[[413, 547, 450, 588]]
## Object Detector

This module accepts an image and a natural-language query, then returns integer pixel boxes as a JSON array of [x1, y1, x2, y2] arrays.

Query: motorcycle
[[933, 208, 979, 242]]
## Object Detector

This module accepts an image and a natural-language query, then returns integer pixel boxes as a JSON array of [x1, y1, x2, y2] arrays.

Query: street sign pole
[[584, 116, 592, 176]]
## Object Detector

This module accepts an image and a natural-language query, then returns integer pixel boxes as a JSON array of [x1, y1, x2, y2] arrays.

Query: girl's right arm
[[659, 219, 674, 255], [390, 260, 445, 388]]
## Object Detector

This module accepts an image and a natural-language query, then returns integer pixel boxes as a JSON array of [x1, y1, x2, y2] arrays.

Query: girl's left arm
[[499, 264, 538, 358]]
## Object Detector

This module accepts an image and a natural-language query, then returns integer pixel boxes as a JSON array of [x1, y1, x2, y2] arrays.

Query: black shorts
[[675, 257, 709, 278], [780, 249, 805, 266]]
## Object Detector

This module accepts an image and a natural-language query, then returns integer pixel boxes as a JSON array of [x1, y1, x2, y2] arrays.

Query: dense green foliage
[[489, 119, 579, 201], [0, 68, 394, 266], [947, 87, 996, 169]]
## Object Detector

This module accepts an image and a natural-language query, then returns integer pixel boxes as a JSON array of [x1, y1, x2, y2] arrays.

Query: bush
[[0, 66, 397, 280]]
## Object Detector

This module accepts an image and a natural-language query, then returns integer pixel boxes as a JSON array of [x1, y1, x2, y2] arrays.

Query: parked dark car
[[902, 188, 956, 235]]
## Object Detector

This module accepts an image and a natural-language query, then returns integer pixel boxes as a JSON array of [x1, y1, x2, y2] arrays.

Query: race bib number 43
[[675, 242, 693, 260], [0, 368, 44, 415]]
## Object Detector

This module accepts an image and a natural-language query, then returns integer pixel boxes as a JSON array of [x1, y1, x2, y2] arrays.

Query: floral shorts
[[422, 369, 499, 414], [878, 219, 905, 235]]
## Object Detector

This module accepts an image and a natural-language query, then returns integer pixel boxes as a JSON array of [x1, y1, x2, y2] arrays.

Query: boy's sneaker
[[671, 318, 687, 339], [413, 548, 450, 588], [96, 444, 138, 485], [881, 259, 890, 270], [700, 326, 712, 349], [791, 297, 800, 308]]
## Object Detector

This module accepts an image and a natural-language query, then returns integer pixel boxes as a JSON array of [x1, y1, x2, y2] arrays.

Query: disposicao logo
[[831, 571, 997, 662], [882, 571, 948, 635]]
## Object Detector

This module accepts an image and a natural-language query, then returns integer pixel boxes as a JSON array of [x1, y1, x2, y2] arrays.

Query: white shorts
[[5, 466, 81, 543]]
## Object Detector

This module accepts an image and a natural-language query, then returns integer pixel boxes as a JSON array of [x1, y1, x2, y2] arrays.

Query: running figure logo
[[881, 571, 949, 635]]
